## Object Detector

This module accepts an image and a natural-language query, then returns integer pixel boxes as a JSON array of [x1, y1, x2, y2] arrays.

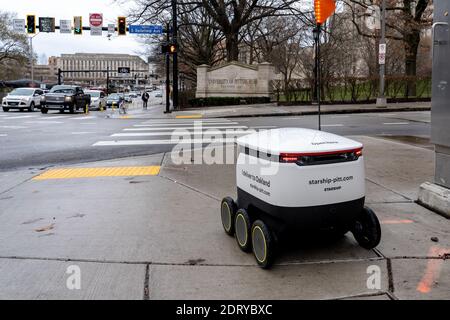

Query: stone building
[[56, 53, 150, 88]]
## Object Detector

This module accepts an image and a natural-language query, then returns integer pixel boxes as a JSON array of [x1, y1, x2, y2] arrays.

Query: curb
[[172, 106, 431, 119]]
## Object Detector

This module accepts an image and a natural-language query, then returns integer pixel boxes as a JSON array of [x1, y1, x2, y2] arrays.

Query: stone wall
[[196, 61, 274, 98]]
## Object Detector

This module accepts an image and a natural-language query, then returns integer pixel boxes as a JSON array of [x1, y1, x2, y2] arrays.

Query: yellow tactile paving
[[33, 166, 161, 180], [175, 114, 203, 119]]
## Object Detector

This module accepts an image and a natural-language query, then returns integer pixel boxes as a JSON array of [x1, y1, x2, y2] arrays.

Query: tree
[[343, 0, 433, 96], [127, 0, 307, 62], [0, 12, 29, 65]]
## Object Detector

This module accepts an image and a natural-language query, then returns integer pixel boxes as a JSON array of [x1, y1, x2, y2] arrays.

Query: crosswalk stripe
[[111, 130, 252, 137], [141, 119, 227, 123], [25, 121, 64, 124], [134, 122, 238, 127], [93, 138, 238, 146], [2, 115, 36, 120], [125, 125, 247, 131]]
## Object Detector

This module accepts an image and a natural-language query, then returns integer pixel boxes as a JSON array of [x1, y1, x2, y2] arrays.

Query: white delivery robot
[[221, 128, 381, 268]]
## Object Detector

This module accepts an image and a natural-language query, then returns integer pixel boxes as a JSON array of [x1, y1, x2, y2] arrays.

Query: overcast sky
[[0, 0, 148, 64]]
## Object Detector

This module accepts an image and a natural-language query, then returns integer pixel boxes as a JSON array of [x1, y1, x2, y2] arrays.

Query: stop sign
[[89, 13, 103, 27]]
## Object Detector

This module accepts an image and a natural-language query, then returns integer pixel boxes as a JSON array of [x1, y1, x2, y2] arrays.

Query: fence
[[274, 75, 432, 105]]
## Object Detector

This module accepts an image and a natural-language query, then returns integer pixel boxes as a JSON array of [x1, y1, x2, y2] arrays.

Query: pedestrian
[[142, 91, 149, 110]]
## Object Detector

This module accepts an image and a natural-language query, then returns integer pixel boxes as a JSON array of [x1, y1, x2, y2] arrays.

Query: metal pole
[[377, 0, 387, 107], [106, 66, 110, 95], [30, 37, 34, 82], [58, 68, 62, 85], [172, 0, 179, 110], [165, 22, 171, 114], [315, 25, 322, 131]]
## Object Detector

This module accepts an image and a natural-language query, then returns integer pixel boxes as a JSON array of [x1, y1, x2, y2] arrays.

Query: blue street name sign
[[129, 25, 163, 35]]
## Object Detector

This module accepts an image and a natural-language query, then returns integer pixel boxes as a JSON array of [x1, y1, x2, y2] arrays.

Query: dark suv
[[41, 85, 91, 114]]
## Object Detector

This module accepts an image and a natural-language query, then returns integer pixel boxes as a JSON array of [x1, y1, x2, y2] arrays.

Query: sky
[[0, 0, 151, 63]]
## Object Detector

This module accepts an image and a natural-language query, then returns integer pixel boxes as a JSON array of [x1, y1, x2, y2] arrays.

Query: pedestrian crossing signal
[[118, 17, 126, 35], [26, 15, 36, 34], [169, 44, 176, 54]]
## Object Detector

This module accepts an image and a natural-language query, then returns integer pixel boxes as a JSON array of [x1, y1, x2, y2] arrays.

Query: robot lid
[[237, 128, 363, 155]]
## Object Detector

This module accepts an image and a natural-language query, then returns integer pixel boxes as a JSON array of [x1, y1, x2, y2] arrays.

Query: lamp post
[[376, 0, 387, 107], [313, 25, 322, 131]]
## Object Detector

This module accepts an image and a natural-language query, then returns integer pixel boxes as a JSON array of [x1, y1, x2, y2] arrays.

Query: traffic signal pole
[[165, 22, 171, 114], [314, 25, 322, 131], [172, 0, 179, 110]]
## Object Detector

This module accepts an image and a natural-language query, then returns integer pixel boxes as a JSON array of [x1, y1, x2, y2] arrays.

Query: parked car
[[106, 93, 124, 108], [2, 88, 44, 112], [85, 90, 106, 111], [41, 85, 91, 114]]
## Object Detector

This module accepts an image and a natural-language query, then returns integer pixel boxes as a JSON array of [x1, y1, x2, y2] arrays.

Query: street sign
[[129, 25, 163, 35], [13, 19, 25, 33], [365, 5, 381, 30], [379, 43, 387, 65], [108, 23, 115, 35], [118, 67, 131, 77], [60, 20, 72, 34], [39, 17, 56, 33], [89, 13, 103, 36]]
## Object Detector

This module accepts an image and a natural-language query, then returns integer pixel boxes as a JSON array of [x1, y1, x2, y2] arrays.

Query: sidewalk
[[0, 134, 448, 300], [171, 101, 431, 119]]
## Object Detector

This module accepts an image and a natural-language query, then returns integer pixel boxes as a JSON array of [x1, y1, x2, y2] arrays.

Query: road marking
[[112, 130, 251, 137], [176, 114, 202, 119], [33, 166, 161, 180], [0, 125, 27, 129], [25, 121, 64, 124], [71, 116, 96, 120], [93, 138, 237, 146], [0, 134, 7, 137], [142, 118, 227, 123], [71, 132, 95, 135], [381, 219, 414, 225], [40, 116, 67, 120], [321, 124, 344, 127], [2, 115, 36, 120], [416, 246, 450, 294], [125, 125, 247, 131], [383, 122, 410, 125], [134, 122, 238, 127], [248, 126, 277, 129], [80, 123, 97, 125]]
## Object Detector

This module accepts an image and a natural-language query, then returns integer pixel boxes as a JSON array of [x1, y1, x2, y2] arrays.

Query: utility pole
[[29, 37, 34, 82], [313, 25, 322, 131], [172, 0, 179, 110], [377, 0, 387, 107], [165, 22, 171, 114]]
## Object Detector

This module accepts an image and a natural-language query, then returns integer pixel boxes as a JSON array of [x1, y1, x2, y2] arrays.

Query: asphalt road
[[0, 101, 431, 172]]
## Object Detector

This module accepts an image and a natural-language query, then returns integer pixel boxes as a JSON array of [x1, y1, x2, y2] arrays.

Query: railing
[[273, 75, 432, 105]]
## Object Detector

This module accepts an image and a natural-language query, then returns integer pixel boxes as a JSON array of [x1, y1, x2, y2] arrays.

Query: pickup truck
[[41, 85, 91, 114]]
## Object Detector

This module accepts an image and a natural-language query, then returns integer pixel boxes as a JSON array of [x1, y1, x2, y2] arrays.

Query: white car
[[85, 90, 107, 111], [2, 88, 44, 112]]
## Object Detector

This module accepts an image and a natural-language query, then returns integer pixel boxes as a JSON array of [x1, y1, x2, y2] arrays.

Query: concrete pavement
[[0, 133, 448, 300]]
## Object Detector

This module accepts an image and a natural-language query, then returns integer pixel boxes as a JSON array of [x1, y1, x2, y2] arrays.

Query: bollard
[[85, 103, 89, 115], [100, 103, 104, 112], [112, 102, 115, 112]]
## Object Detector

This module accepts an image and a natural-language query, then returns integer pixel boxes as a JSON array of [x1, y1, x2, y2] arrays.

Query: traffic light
[[26, 15, 36, 34], [74, 16, 82, 35], [161, 43, 176, 54], [314, 0, 336, 25], [118, 17, 126, 35]]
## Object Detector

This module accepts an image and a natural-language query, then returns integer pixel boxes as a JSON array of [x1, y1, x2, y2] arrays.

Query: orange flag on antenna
[[314, 0, 336, 25]]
